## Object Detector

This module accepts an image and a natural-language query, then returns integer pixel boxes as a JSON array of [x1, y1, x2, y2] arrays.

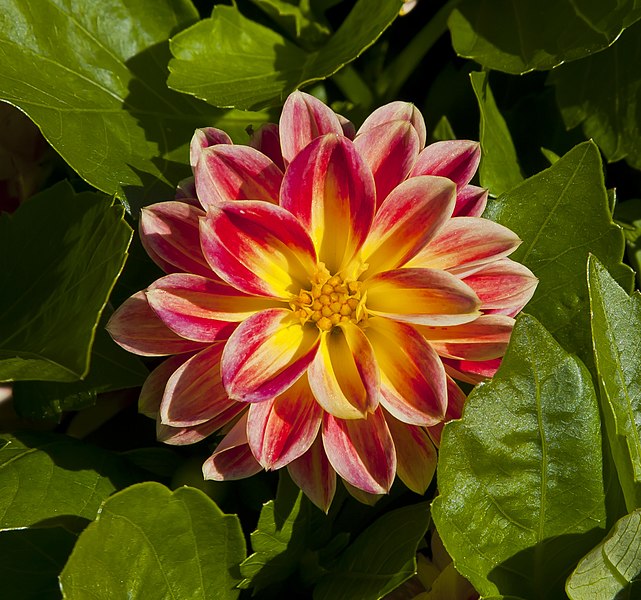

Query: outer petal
[[200, 201, 317, 299], [175, 177, 198, 203], [307, 322, 380, 419], [280, 135, 375, 274], [454, 184, 488, 217], [427, 375, 466, 447], [385, 412, 437, 494], [222, 308, 320, 403], [140, 202, 213, 278], [195, 145, 283, 208], [288, 435, 336, 513], [322, 409, 396, 495], [353, 121, 420, 207], [443, 357, 502, 384], [366, 318, 447, 426], [462, 258, 538, 317], [405, 217, 522, 277], [279, 91, 343, 164], [139, 354, 191, 418], [189, 127, 232, 168], [160, 343, 236, 427], [364, 268, 481, 326], [410, 140, 481, 187], [337, 113, 356, 140], [202, 413, 263, 480], [419, 314, 515, 361], [106, 291, 207, 356], [360, 176, 456, 276], [357, 101, 427, 148], [249, 123, 285, 171], [247, 376, 322, 470]]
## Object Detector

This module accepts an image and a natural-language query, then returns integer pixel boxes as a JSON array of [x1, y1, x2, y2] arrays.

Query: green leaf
[[0, 181, 131, 382], [0, 0, 269, 208], [448, 0, 641, 74], [484, 141, 633, 369], [59, 482, 246, 600], [432, 315, 607, 599], [0, 527, 76, 600], [470, 71, 523, 196], [614, 199, 641, 287], [588, 256, 641, 511], [550, 21, 641, 172], [314, 503, 431, 600], [168, 0, 403, 110], [0, 432, 141, 529], [431, 115, 456, 142], [566, 508, 641, 599]]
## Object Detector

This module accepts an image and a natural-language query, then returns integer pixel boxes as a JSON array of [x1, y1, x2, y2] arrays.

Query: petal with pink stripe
[[454, 184, 488, 217], [195, 145, 283, 208], [322, 409, 396, 495], [288, 435, 336, 513], [307, 322, 380, 419], [360, 176, 456, 276], [222, 308, 320, 403], [364, 268, 481, 326], [189, 127, 232, 168], [443, 357, 502, 385], [410, 140, 481, 187], [139, 353, 192, 418], [249, 123, 285, 171], [280, 135, 375, 274], [279, 91, 343, 164], [106, 292, 208, 356], [354, 121, 420, 207], [385, 412, 437, 494], [427, 375, 467, 447], [200, 201, 317, 299], [366, 318, 447, 426], [247, 375, 322, 470], [357, 101, 427, 148]]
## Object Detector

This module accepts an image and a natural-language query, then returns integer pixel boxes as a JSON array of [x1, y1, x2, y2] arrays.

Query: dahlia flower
[[107, 91, 537, 511]]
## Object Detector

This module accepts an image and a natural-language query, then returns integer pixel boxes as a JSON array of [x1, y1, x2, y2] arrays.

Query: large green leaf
[[588, 256, 641, 511], [549, 21, 641, 172], [566, 508, 641, 599], [432, 315, 607, 599], [470, 71, 523, 197], [0, 181, 131, 382], [484, 141, 633, 369], [314, 502, 430, 600], [168, 0, 402, 110], [448, 0, 641, 74], [0, 0, 268, 208], [0, 432, 141, 529], [59, 482, 246, 600]]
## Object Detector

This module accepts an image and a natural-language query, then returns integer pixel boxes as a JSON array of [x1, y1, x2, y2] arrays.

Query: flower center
[[291, 265, 367, 331]]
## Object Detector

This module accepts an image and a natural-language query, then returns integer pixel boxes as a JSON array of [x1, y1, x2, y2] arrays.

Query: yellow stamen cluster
[[292, 266, 366, 331]]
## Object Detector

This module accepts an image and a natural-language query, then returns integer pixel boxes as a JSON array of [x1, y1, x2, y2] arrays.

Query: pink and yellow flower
[[107, 92, 537, 511]]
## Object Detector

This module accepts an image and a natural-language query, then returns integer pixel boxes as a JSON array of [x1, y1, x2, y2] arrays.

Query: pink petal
[[279, 91, 343, 164], [363, 268, 481, 326], [140, 202, 214, 278], [189, 127, 232, 168], [202, 413, 263, 480], [462, 258, 538, 317], [411, 140, 481, 188], [366, 318, 447, 426], [443, 357, 502, 385], [307, 322, 380, 419], [337, 113, 356, 140], [175, 177, 199, 204], [454, 184, 488, 217], [247, 375, 322, 470], [419, 314, 515, 361], [280, 134, 375, 274], [288, 435, 336, 513], [106, 291, 208, 356], [249, 123, 285, 171], [360, 176, 456, 276], [139, 354, 192, 418], [405, 217, 522, 277], [354, 121, 420, 207], [146, 273, 276, 342], [385, 412, 437, 494], [342, 481, 384, 506], [322, 409, 396, 495], [195, 145, 283, 208], [427, 376, 466, 447], [221, 308, 320, 403], [160, 343, 238, 427], [200, 200, 317, 299], [357, 101, 427, 148]]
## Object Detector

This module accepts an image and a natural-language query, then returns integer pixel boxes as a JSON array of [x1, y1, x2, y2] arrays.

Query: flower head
[[107, 91, 537, 511]]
